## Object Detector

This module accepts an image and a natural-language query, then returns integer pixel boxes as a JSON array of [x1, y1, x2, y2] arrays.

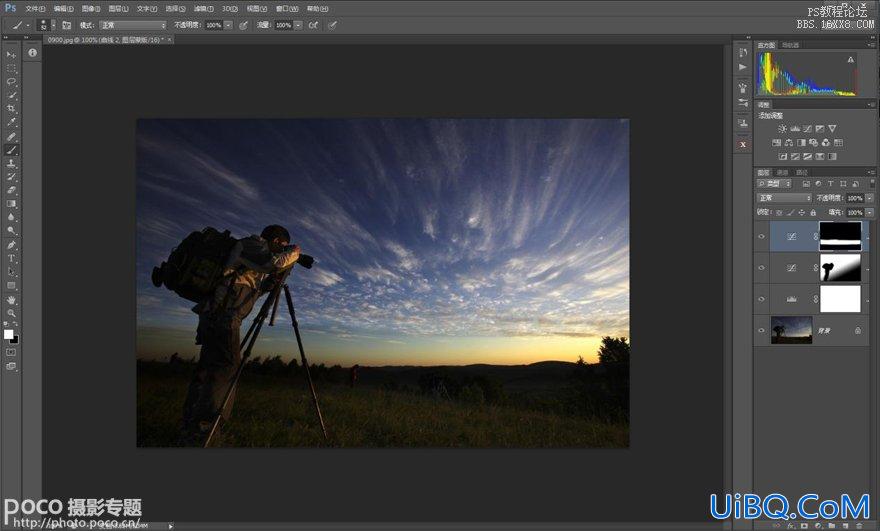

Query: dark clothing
[[178, 235, 300, 445], [180, 283, 261, 443]]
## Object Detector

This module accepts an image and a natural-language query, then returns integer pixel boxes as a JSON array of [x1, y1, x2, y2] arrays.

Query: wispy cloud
[[307, 268, 343, 287], [137, 119, 630, 363], [138, 131, 260, 202], [384, 240, 421, 271]]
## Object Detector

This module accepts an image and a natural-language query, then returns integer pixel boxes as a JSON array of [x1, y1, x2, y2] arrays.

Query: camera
[[296, 253, 315, 269]]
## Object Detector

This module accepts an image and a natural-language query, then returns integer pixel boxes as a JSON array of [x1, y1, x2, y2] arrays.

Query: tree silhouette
[[772, 325, 785, 339], [570, 336, 630, 421], [262, 355, 286, 374], [598, 336, 630, 365]]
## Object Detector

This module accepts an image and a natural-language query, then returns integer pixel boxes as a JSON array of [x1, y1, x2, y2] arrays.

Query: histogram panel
[[757, 51, 857, 97]]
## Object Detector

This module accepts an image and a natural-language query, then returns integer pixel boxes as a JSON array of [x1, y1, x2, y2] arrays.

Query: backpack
[[151, 227, 239, 303]]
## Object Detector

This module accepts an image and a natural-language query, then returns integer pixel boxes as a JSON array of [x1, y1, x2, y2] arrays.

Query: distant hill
[[138, 357, 588, 393], [356, 361, 580, 391]]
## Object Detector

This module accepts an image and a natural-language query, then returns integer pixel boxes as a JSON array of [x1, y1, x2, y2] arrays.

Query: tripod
[[203, 267, 328, 447]]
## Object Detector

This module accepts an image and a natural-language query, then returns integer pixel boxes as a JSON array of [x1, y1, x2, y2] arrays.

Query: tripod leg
[[282, 284, 328, 440], [202, 286, 279, 448], [268, 282, 282, 326], [239, 313, 260, 349]]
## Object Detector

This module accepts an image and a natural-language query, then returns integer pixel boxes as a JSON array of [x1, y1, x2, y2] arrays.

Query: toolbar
[[0, 38, 23, 374], [0, 1, 877, 36]]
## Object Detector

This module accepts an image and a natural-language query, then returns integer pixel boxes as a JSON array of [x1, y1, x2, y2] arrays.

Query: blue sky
[[137, 119, 629, 366]]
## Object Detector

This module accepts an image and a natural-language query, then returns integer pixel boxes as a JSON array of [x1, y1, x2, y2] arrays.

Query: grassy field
[[137, 371, 629, 448]]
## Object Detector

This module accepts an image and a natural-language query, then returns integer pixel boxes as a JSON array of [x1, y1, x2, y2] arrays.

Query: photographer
[[179, 224, 301, 445]]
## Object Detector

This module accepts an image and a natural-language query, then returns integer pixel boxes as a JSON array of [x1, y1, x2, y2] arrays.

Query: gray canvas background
[[43, 43, 724, 522]]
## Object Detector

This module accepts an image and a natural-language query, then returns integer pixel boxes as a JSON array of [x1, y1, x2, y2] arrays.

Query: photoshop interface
[[0, 1, 877, 530]]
